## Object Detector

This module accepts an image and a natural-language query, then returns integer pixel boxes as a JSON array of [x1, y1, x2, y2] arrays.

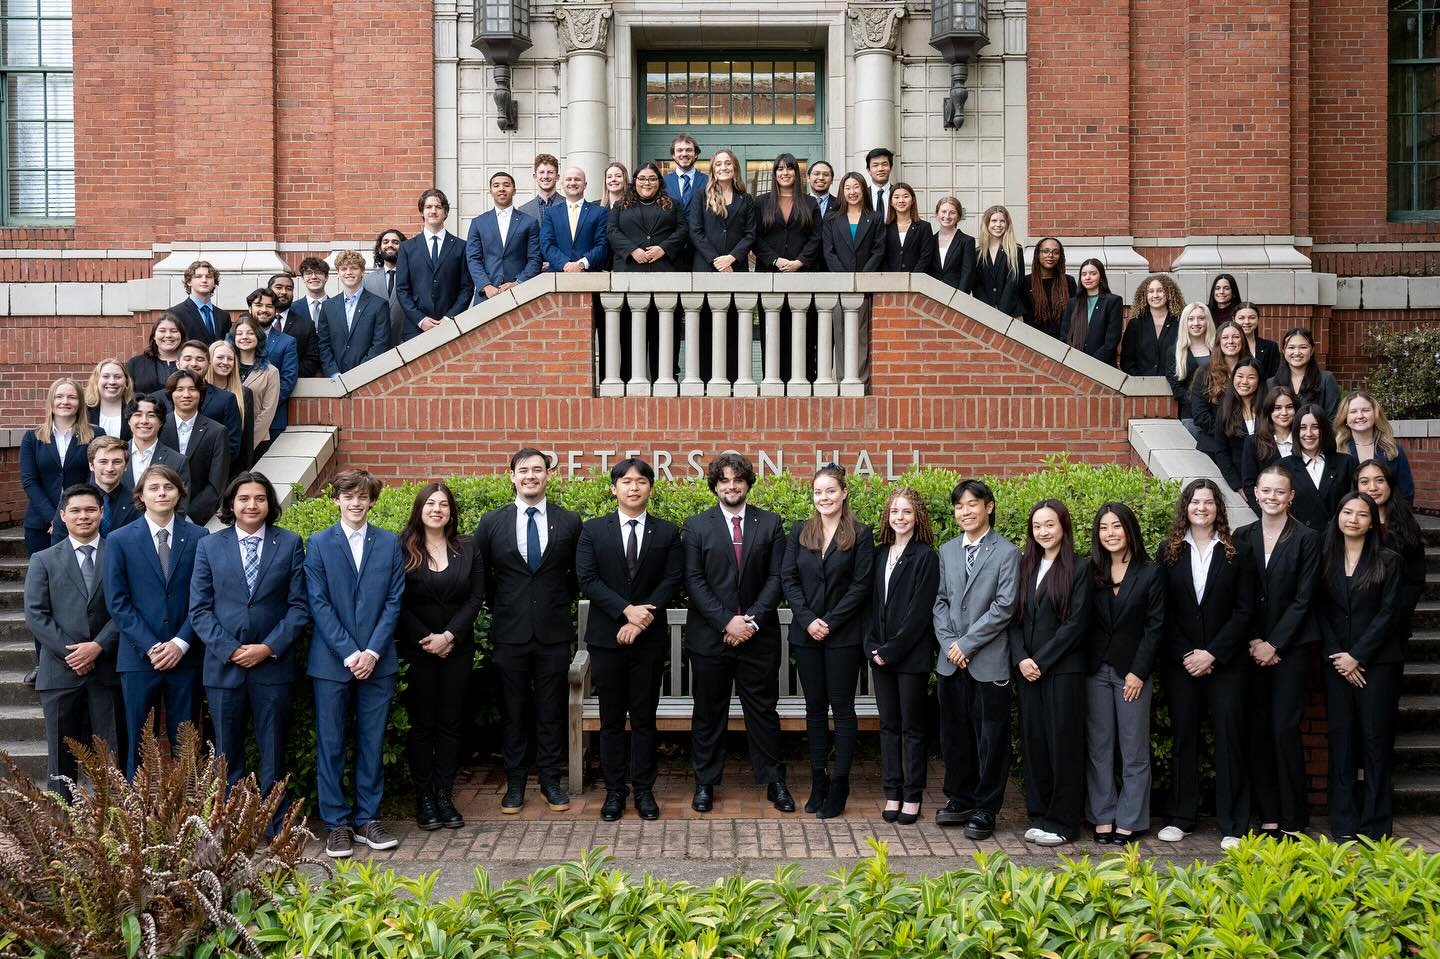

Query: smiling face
[[421, 490, 451, 531], [671, 139, 697, 169], [1186, 307, 1209, 337], [867, 154, 891, 184], [98, 362, 127, 401], [887, 496, 915, 539], [1233, 365, 1260, 398], [1233, 307, 1258, 337], [713, 466, 749, 509], [1218, 325, 1244, 357], [1035, 241, 1061, 273], [891, 187, 914, 215], [234, 323, 258, 353], [489, 174, 515, 207], [935, 200, 959, 229], [177, 345, 209, 376], [611, 466, 653, 514], [154, 318, 184, 354], [511, 453, 550, 503], [774, 163, 797, 189], [1254, 471, 1293, 518], [1271, 394, 1296, 432], [1345, 395, 1375, 434], [986, 211, 1007, 238], [170, 379, 201, 416], [1079, 263, 1101, 293], [1283, 333, 1313, 371], [1297, 412, 1323, 454], [1356, 464, 1391, 506], [1337, 498, 1373, 540], [91, 447, 126, 490], [812, 474, 846, 520], [534, 162, 558, 193], [561, 167, 587, 200], [842, 177, 864, 207], [1145, 279, 1168, 309], [128, 402, 161, 442], [1096, 511, 1128, 558], [51, 381, 79, 420], [336, 488, 373, 527], [807, 163, 833, 195], [954, 490, 993, 536], [233, 481, 270, 534], [604, 165, 626, 195], [710, 151, 735, 186], [210, 343, 236, 377], [1186, 486, 1217, 531], [269, 275, 295, 310], [61, 493, 102, 539], [634, 169, 661, 199], [1031, 507, 1063, 554], [141, 473, 180, 518], [1212, 277, 1233, 307]]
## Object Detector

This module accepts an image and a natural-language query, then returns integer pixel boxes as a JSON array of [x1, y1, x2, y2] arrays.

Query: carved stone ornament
[[555, 3, 612, 54], [847, 4, 905, 52]]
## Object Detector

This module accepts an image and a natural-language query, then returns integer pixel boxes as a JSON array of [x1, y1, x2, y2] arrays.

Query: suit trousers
[[1017, 671, 1086, 839], [313, 672, 397, 830], [792, 644, 863, 776], [1085, 663, 1152, 832], [590, 642, 666, 794], [40, 681, 119, 798], [872, 667, 928, 802], [402, 646, 472, 795], [492, 642, 569, 786], [1163, 663, 1250, 836], [208, 680, 293, 836], [1245, 649, 1311, 831], [120, 668, 201, 779], [936, 669, 1012, 814], [1324, 660, 1402, 839], [689, 644, 785, 786]]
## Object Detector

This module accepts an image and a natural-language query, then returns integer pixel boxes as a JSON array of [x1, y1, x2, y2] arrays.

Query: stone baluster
[[599, 292, 625, 396], [840, 293, 866, 396], [653, 292, 679, 396], [626, 292, 652, 396], [813, 294, 838, 396], [733, 293, 759, 396], [760, 293, 786, 396], [680, 293, 706, 396]]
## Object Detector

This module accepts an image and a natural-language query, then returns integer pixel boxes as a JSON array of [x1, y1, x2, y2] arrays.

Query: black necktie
[[625, 519, 640, 577], [875, 188, 886, 221], [386, 270, 395, 297]]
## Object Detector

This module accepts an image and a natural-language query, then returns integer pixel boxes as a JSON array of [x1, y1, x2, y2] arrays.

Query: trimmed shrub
[[1365, 324, 1440, 419]]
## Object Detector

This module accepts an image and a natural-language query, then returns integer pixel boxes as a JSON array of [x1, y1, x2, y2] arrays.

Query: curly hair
[[1129, 273, 1186, 322], [877, 486, 935, 546]]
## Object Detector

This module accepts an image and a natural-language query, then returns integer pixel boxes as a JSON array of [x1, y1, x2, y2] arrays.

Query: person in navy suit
[[153, 341, 242, 462], [318, 250, 393, 378], [304, 469, 406, 859], [50, 437, 139, 544], [465, 171, 542, 303], [540, 167, 610, 273], [395, 188, 475, 342], [190, 472, 308, 833], [102, 464, 207, 777], [663, 134, 709, 210], [21, 378, 93, 557], [168, 260, 230, 345]]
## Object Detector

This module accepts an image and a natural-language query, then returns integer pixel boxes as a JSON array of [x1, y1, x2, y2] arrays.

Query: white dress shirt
[[145, 514, 187, 653], [515, 498, 549, 563], [237, 524, 266, 567], [129, 440, 155, 484], [174, 411, 197, 455], [53, 424, 73, 463], [98, 411, 122, 439], [1275, 436, 1293, 459], [495, 206, 513, 247], [1035, 556, 1054, 589], [1184, 530, 1219, 603], [618, 508, 648, 551], [339, 521, 376, 668], [1303, 453, 1325, 488]]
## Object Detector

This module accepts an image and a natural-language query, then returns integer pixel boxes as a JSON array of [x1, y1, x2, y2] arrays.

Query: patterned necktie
[[156, 528, 170, 578], [626, 519, 640, 577], [526, 506, 542, 572], [242, 535, 261, 594], [78, 544, 96, 595], [731, 515, 743, 569], [965, 543, 978, 578]]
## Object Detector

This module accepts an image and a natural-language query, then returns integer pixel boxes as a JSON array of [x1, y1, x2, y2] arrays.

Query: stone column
[[847, 3, 904, 171], [555, 2, 612, 200]]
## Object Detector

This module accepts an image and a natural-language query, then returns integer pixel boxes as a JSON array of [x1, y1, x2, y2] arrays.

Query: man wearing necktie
[[169, 260, 230, 345], [663, 134, 710, 211], [539, 167, 610, 273], [317, 250, 393, 378], [51, 436, 139, 544], [364, 228, 409, 348], [866, 147, 894, 224], [394, 188, 476, 343], [474, 448, 583, 815]]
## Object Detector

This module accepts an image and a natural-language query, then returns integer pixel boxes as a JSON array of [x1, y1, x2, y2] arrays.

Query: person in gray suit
[[23, 483, 120, 799], [364, 229, 408, 347], [932, 479, 1021, 838]]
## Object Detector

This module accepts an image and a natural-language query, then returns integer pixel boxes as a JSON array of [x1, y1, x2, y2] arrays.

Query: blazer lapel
[[89, 540, 109, 607], [59, 541, 89, 598], [167, 523, 191, 584], [958, 535, 991, 601], [252, 528, 282, 591], [356, 527, 377, 580]]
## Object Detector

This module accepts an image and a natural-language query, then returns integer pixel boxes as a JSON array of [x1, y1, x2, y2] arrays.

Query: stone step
[[0, 739, 47, 782], [1425, 572, 1440, 602], [1409, 631, 1440, 663], [1414, 601, 1440, 632], [0, 671, 39, 707], [0, 639, 33, 671], [1394, 772, 1440, 815], [0, 583, 22, 611], [0, 610, 28, 644], [1403, 661, 1440, 694], [0, 704, 46, 741], [0, 558, 27, 583], [1426, 551, 1440, 577], [1398, 694, 1440, 732], [0, 529, 25, 561], [1394, 731, 1440, 771]]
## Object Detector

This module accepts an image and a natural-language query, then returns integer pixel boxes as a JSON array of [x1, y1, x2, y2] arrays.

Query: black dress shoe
[[415, 791, 442, 831], [692, 784, 714, 813], [882, 804, 901, 824], [434, 790, 464, 829], [767, 781, 796, 813], [500, 782, 525, 814], [817, 777, 849, 820], [1093, 828, 1119, 846], [935, 800, 973, 827], [962, 809, 996, 840], [540, 782, 571, 812], [634, 791, 661, 821], [600, 791, 626, 822]]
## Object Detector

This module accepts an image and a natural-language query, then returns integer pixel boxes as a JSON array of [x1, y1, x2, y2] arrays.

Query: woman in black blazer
[[1232, 302, 1281, 382], [1154, 480, 1255, 848], [19, 377, 93, 556], [881, 183, 935, 274], [1236, 462, 1320, 837], [1200, 358, 1262, 491], [864, 487, 939, 825], [1239, 385, 1298, 507], [1267, 326, 1341, 420], [1062, 258, 1124, 366], [929, 196, 977, 293], [1280, 404, 1357, 532], [1009, 500, 1090, 845], [397, 482, 485, 831], [1084, 502, 1165, 843], [1167, 302, 1214, 428], [690, 148, 757, 384], [1357, 459, 1427, 658], [1319, 492, 1402, 841], [126, 313, 185, 397], [1120, 273, 1182, 377], [1020, 238, 1078, 339], [973, 204, 1024, 316], [84, 357, 134, 441], [608, 162, 688, 272], [754, 153, 821, 272], [780, 465, 874, 819], [1188, 322, 1252, 442], [820, 171, 884, 272]]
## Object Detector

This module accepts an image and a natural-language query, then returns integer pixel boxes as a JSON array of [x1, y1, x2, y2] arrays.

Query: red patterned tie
[[731, 515, 743, 569]]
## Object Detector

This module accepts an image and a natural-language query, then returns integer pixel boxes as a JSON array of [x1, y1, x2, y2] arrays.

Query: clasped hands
[[723, 614, 758, 647], [617, 604, 657, 645], [147, 640, 185, 671], [1182, 648, 1217, 678], [419, 632, 455, 659], [1329, 651, 1365, 688], [630, 246, 666, 265], [228, 643, 274, 669]]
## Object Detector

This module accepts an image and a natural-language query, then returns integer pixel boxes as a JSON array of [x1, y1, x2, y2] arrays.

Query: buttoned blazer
[[864, 539, 939, 673], [474, 503, 582, 646], [1006, 559, 1090, 675], [682, 504, 786, 658], [607, 201, 689, 271], [1155, 539, 1255, 666], [318, 289, 391, 377], [303, 522, 407, 682], [169, 297, 231, 345], [540, 200, 611, 272], [465, 209, 543, 294], [1234, 519, 1321, 653], [1317, 548, 1401, 666], [24, 536, 119, 691], [820, 210, 884, 273], [752, 193, 822, 269], [930, 230, 977, 293], [882, 220, 936, 273], [394, 231, 475, 343], [159, 413, 228, 525], [19, 429, 90, 531], [103, 515, 207, 673], [576, 513, 684, 649], [933, 529, 1022, 681], [1279, 452, 1357, 532], [781, 520, 874, 649], [689, 191, 757, 271]]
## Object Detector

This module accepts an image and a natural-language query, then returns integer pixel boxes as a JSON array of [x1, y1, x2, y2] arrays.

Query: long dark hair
[[1027, 238, 1070, 332], [1217, 358, 1262, 440], [1254, 384, 1299, 463], [1356, 458, 1421, 555], [886, 182, 918, 226], [1207, 272, 1241, 320], [758, 153, 813, 233], [144, 313, 184, 360], [1090, 502, 1150, 588], [1162, 478, 1236, 564], [1295, 403, 1338, 459], [1202, 320, 1253, 401], [835, 171, 871, 218], [1279, 327, 1322, 403], [1322, 491, 1388, 591], [618, 162, 674, 211], [1019, 499, 1076, 622], [798, 464, 858, 553], [1065, 257, 1109, 350], [400, 481, 464, 573]]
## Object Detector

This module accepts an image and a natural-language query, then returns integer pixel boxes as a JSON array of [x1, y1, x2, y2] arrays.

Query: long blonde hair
[[82, 357, 134, 408], [1334, 390, 1401, 460], [206, 341, 247, 418], [704, 148, 747, 218], [37, 377, 95, 444], [1173, 302, 1216, 379], [978, 204, 1020, 278]]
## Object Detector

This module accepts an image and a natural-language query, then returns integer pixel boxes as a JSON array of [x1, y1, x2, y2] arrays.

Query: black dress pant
[[492, 642, 569, 786], [792, 644, 862, 777], [590, 642, 666, 794], [1017, 671, 1085, 838], [689, 643, 785, 786], [937, 670, 1012, 814], [403, 644, 472, 795], [872, 667, 928, 802], [1246, 648, 1311, 831], [1325, 660, 1402, 838], [40, 681, 120, 800], [1164, 662, 1249, 836]]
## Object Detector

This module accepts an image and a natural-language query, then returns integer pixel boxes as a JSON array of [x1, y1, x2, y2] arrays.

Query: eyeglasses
[[635, 175, 660, 183]]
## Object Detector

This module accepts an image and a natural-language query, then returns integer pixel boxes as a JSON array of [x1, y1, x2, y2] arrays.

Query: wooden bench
[[567, 601, 880, 794]]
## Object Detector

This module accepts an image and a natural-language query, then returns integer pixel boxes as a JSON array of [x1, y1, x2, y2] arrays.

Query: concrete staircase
[[0, 527, 47, 780], [1394, 516, 1440, 813]]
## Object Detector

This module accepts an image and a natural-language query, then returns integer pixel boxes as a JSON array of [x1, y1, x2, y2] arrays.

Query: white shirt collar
[[516, 497, 546, 515], [69, 535, 99, 553], [963, 529, 988, 548], [145, 514, 175, 539], [237, 524, 266, 542], [721, 505, 745, 524], [423, 226, 445, 242], [1184, 530, 1218, 557]]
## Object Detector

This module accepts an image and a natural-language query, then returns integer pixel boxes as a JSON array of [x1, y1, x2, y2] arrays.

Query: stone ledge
[[1394, 419, 1440, 439], [1128, 418, 1256, 526]]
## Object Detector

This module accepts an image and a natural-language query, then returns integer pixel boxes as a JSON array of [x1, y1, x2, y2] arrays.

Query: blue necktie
[[431, 235, 440, 267], [681, 173, 691, 205], [201, 303, 215, 338], [526, 506, 541, 572], [242, 535, 261, 594]]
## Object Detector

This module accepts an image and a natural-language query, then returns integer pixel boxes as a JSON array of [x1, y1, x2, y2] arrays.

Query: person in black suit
[[865, 486, 938, 825], [319, 251, 393, 378], [576, 458, 685, 822], [683, 453, 792, 814], [153, 340, 242, 462], [121, 396, 190, 503], [755, 153, 822, 382], [690, 149, 757, 384], [268, 272, 322, 378], [20, 377, 92, 557], [126, 314, 185, 397], [1154, 480, 1255, 848], [1120, 273, 1182, 377], [806, 160, 836, 222], [1188, 322, 1252, 443], [1009, 500, 1090, 845], [1233, 302, 1281, 383], [1020, 238, 1078, 339], [929, 196, 977, 295], [781, 465, 874, 819], [820, 172, 884, 272], [396, 482, 485, 831], [1319, 492, 1403, 840], [1062, 258, 1124, 366], [1239, 385, 1298, 507], [474, 448, 581, 814], [1200, 358, 1262, 491], [395, 189, 475, 343], [159, 371, 229, 525], [973, 205, 1024, 316], [881, 183, 935, 275], [1237, 462, 1321, 837], [1268, 326, 1341, 420], [1280, 404, 1357, 532], [168, 260, 229, 344], [1357, 459, 1427, 660], [1084, 502, 1165, 844], [608, 162, 689, 383]]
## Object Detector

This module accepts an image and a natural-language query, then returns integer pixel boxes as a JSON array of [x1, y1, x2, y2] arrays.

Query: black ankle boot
[[415, 790, 442, 831], [805, 769, 830, 814], [817, 776, 849, 819], [434, 788, 464, 828]]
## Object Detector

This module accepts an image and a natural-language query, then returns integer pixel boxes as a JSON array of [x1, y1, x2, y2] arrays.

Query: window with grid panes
[[1390, 0, 1440, 217], [1, 0, 73, 223]]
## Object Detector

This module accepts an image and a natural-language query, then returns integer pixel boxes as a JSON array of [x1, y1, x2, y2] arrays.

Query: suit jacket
[[126, 354, 178, 397], [160, 413, 229, 525], [1062, 292, 1125, 367], [820, 210, 884, 273], [1235, 520, 1321, 653], [809, 191, 837, 222], [252, 326, 298, 436], [396, 535, 486, 652], [541, 200, 611, 272], [303, 522, 407, 682], [780, 520, 874, 649], [24, 536, 119, 691], [363, 267, 409, 348], [930, 230, 978, 294], [682, 505, 786, 658], [1253, 336, 1281, 382], [1317, 549, 1402, 666], [103, 515, 208, 673], [753, 194, 822, 269], [274, 307, 322, 378], [156, 385, 242, 460], [1345, 440, 1415, 503], [1020, 273, 1080, 338], [1156, 539, 1255, 667], [87, 404, 131, 442], [1085, 561, 1165, 679], [1203, 418, 1250, 491], [1007, 559, 1090, 675], [576, 512, 685, 649], [169, 297, 231, 345], [121, 441, 189, 498], [465, 208, 542, 296], [191, 525, 308, 688], [394, 231, 475, 342], [864, 539, 939, 673], [1266, 370, 1342, 421], [663, 168, 709, 209], [1166, 350, 1205, 418], [1121, 312, 1179, 378], [318, 288, 392, 377], [883, 220, 936, 274], [1280, 451, 1358, 532], [51, 480, 139, 545], [933, 529, 1022, 681], [475, 502, 582, 646], [689, 191, 756, 271], [19, 429, 90, 531], [973, 248, 1024, 316], [517, 192, 564, 225], [607, 201, 689, 271]]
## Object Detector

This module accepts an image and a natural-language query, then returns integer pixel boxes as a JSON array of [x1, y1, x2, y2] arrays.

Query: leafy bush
[[1365, 324, 1440, 419]]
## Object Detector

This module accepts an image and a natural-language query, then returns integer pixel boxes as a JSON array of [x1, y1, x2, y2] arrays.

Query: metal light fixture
[[472, 0, 533, 132], [929, 0, 988, 130]]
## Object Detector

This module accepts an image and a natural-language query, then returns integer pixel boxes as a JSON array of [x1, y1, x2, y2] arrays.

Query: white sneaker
[[1023, 827, 1042, 842], [1158, 825, 1188, 842], [1220, 835, 1242, 850], [1034, 830, 1068, 846]]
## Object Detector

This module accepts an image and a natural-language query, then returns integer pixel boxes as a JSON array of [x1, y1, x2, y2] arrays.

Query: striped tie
[[242, 535, 261, 594]]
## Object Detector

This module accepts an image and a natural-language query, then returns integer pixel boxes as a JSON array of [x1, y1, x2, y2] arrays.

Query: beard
[[380, 249, 399, 265]]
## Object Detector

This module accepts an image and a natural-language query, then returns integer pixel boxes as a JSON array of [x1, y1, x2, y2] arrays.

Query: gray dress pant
[[1085, 663, 1151, 831]]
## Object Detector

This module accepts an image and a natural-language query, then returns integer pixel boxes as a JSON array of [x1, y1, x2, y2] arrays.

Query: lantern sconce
[[472, 0, 533, 131], [929, 0, 988, 130]]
